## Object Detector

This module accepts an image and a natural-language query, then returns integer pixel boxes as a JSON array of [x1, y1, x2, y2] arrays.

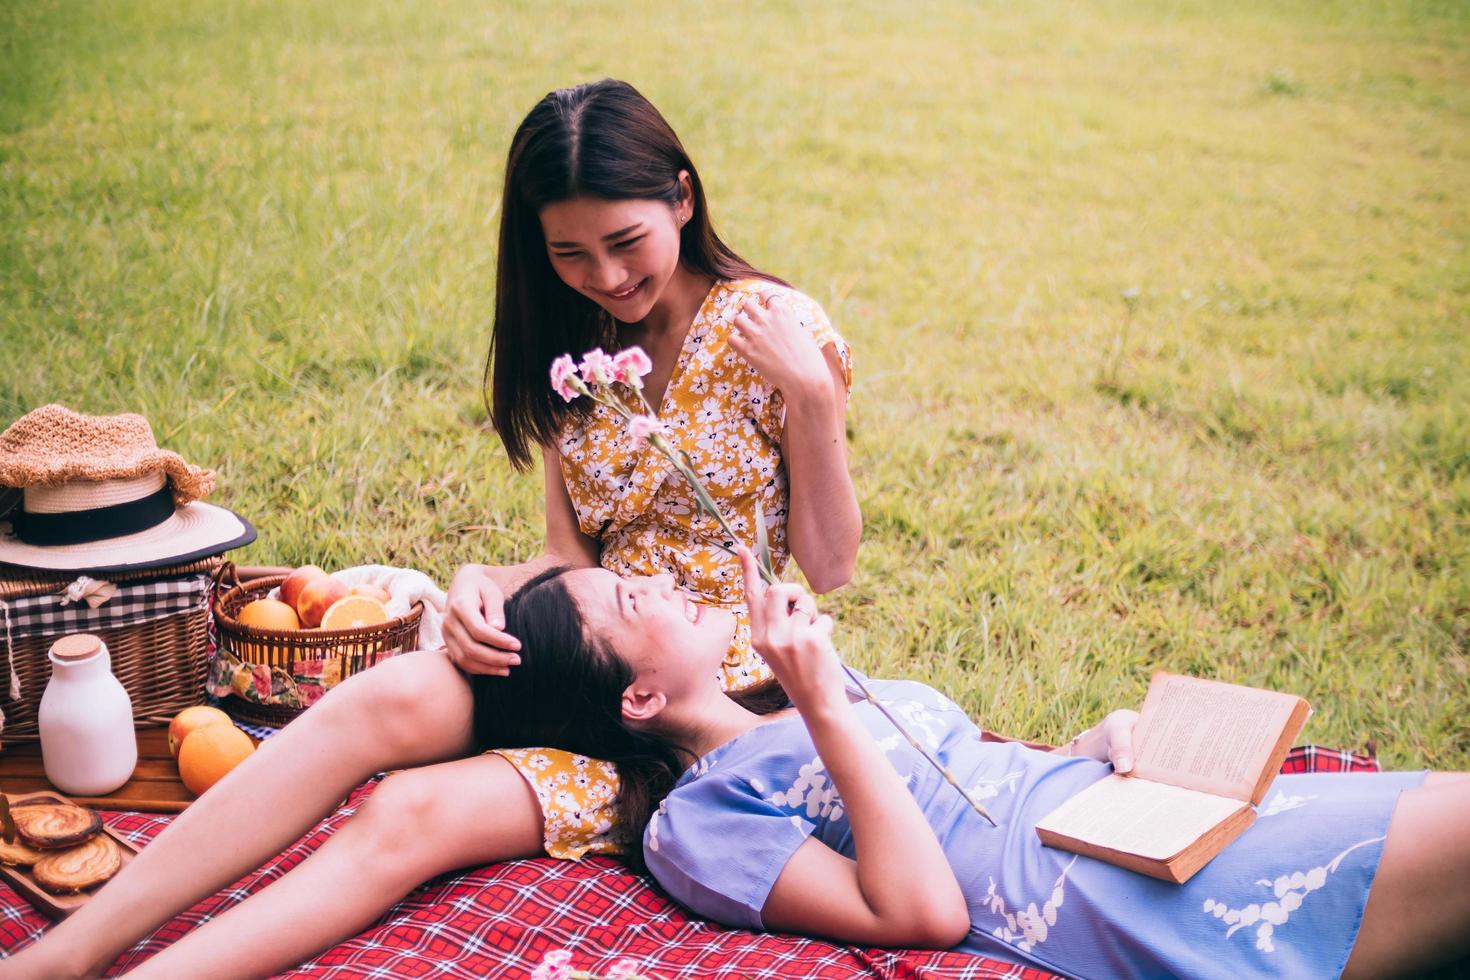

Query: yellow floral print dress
[[492, 278, 852, 859]]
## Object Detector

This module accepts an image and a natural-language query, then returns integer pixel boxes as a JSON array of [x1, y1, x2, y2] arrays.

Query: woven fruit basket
[[210, 565, 423, 727]]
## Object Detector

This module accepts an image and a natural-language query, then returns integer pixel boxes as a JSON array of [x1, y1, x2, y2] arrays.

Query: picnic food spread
[[1, 797, 122, 895], [210, 564, 430, 718], [240, 564, 390, 631]]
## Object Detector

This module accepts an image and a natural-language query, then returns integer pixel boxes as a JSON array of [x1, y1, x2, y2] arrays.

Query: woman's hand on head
[[442, 564, 522, 677], [728, 293, 831, 403], [738, 547, 846, 712]]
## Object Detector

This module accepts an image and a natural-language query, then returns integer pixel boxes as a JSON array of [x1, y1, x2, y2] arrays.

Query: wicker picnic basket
[[0, 557, 222, 742], [211, 564, 423, 727]]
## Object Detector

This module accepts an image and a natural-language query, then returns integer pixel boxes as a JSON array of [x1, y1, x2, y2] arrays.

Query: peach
[[296, 575, 349, 628], [348, 583, 391, 604], [168, 705, 234, 758], [279, 565, 328, 611]]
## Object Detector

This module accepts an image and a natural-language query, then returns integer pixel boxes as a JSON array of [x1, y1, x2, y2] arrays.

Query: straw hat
[[0, 405, 256, 573]]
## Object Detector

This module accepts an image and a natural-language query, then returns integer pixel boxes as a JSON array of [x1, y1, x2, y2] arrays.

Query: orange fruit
[[319, 595, 389, 630], [237, 598, 301, 631], [167, 705, 234, 758], [177, 724, 255, 796], [348, 583, 391, 604]]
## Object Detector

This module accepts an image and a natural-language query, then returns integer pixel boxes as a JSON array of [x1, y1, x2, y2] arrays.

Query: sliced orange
[[319, 595, 390, 631]]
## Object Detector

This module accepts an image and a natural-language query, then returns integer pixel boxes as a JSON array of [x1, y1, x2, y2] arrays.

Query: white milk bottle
[[38, 633, 138, 795]]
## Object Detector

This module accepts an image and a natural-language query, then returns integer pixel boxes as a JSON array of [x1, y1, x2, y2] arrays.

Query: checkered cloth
[[0, 746, 1380, 978], [0, 574, 213, 640]]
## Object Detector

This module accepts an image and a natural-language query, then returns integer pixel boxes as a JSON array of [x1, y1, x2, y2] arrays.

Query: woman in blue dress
[[473, 551, 1470, 979]]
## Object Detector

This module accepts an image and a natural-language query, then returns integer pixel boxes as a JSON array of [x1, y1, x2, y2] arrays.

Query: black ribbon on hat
[[8, 484, 176, 546]]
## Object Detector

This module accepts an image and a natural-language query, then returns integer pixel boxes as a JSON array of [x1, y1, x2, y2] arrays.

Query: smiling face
[[561, 568, 736, 707], [539, 187, 691, 324]]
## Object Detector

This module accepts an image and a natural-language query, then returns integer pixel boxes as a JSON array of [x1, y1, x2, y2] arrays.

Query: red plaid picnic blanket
[[0, 746, 1379, 978]]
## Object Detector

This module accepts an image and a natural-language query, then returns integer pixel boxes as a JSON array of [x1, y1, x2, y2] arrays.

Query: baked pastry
[[10, 800, 102, 849], [31, 834, 122, 894], [0, 837, 46, 867], [0, 793, 15, 843]]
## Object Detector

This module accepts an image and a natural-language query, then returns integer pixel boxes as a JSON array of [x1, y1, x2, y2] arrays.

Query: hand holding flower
[[738, 546, 844, 713]]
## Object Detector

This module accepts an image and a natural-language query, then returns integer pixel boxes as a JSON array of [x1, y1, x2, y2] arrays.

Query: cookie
[[0, 793, 14, 844], [10, 800, 103, 849], [31, 835, 122, 894], [0, 837, 46, 867]]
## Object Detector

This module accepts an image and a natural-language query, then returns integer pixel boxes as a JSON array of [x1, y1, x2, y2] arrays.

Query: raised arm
[[442, 447, 600, 675], [738, 549, 968, 949], [780, 345, 860, 593], [729, 295, 861, 593]]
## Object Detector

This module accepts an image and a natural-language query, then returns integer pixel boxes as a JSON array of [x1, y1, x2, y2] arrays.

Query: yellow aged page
[[1035, 774, 1243, 860], [1131, 673, 1303, 799]]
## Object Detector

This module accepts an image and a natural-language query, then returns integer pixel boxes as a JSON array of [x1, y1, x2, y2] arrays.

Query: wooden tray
[[0, 728, 193, 812], [0, 790, 140, 919]]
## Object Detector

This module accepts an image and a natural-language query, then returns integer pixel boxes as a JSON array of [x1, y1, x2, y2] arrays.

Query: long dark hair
[[487, 78, 786, 469], [472, 568, 786, 866]]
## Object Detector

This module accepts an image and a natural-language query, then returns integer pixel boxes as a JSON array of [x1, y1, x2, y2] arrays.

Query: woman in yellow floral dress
[[6, 79, 859, 978], [442, 79, 860, 861]]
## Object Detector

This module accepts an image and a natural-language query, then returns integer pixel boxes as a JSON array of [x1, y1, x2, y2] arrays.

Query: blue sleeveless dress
[[643, 677, 1421, 979]]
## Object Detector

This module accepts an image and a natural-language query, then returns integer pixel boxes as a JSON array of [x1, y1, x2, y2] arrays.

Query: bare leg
[[1343, 773, 1470, 979], [123, 755, 545, 979], [2, 651, 490, 980]]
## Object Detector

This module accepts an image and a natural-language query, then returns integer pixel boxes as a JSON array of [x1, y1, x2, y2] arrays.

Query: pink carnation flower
[[607, 958, 644, 978], [627, 415, 663, 443], [530, 948, 573, 980], [550, 354, 581, 403], [612, 346, 653, 387], [578, 347, 616, 386]]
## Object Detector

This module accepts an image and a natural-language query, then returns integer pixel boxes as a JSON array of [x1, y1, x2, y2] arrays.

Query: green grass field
[[3, 0, 1466, 767]]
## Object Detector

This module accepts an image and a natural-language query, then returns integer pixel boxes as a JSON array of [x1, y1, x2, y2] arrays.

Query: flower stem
[[837, 663, 996, 826], [578, 373, 995, 826]]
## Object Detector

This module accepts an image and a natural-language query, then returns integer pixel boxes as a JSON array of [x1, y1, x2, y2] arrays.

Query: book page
[[1131, 673, 1305, 800], [1035, 774, 1244, 860]]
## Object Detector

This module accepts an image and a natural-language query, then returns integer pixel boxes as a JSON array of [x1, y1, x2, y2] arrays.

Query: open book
[[1034, 672, 1310, 884]]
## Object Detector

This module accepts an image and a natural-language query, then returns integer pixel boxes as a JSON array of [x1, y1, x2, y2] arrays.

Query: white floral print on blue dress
[[644, 674, 1424, 978], [982, 856, 1078, 953], [1202, 835, 1386, 954]]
